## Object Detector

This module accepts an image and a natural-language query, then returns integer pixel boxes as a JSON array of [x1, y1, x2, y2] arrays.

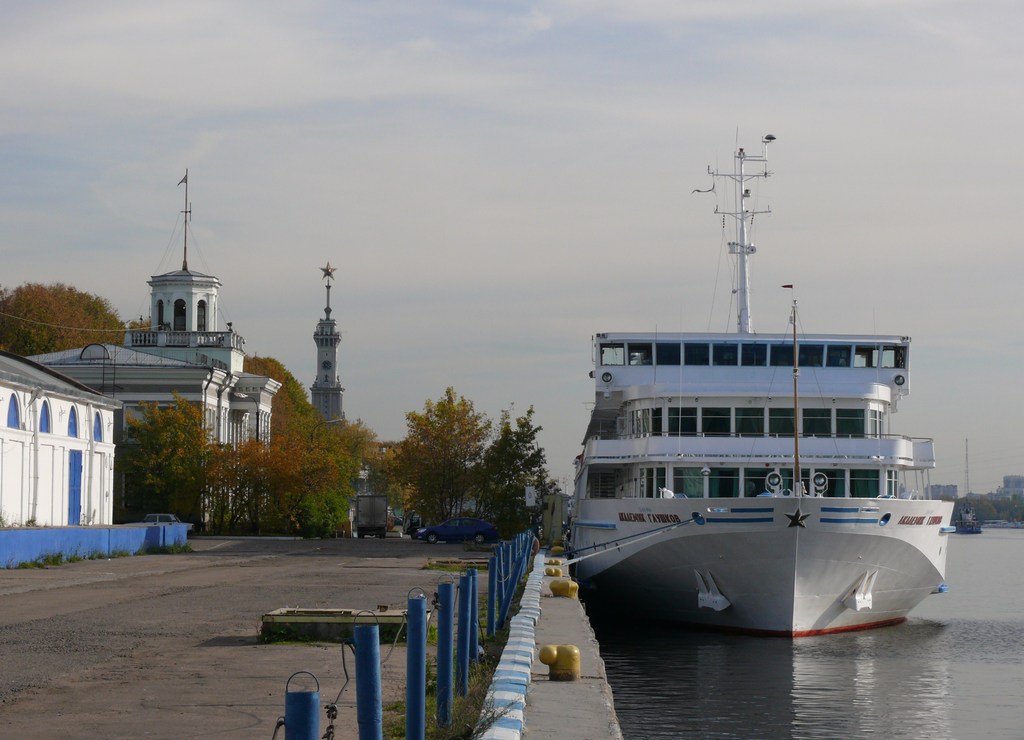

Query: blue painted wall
[[0, 525, 190, 568]]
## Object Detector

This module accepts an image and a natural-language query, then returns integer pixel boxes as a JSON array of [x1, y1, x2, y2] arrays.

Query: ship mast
[[791, 297, 802, 496], [708, 134, 775, 334]]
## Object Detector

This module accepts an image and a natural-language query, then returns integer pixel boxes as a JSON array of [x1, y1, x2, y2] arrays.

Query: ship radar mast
[[706, 134, 775, 334]]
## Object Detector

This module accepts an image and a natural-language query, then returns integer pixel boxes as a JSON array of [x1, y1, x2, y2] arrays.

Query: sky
[[2, 1, 1022, 494]]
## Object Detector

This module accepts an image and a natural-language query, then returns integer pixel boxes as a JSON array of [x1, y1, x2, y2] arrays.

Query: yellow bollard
[[549, 579, 578, 599], [549, 545, 565, 555], [544, 566, 563, 577], [544, 558, 563, 566], [539, 644, 581, 681]]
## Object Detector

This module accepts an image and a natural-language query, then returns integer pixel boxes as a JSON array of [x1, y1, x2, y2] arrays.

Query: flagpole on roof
[[178, 169, 190, 271]]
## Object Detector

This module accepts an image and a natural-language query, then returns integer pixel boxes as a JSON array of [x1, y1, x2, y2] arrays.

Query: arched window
[[93, 412, 103, 442], [157, 299, 165, 329], [173, 299, 187, 331], [40, 400, 51, 433], [7, 395, 20, 428], [197, 300, 207, 332], [68, 406, 79, 438]]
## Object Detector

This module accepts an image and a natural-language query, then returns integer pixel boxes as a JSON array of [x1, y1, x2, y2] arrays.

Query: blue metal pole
[[284, 672, 320, 740], [353, 623, 383, 740], [486, 555, 497, 637], [456, 573, 471, 696], [468, 568, 479, 663], [406, 595, 427, 740], [436, 581, 455, 727]]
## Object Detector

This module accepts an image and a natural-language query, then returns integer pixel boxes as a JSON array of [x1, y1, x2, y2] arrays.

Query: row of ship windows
[[621, 407, 882, 438], [590, 467, 899, 499], [6, 395, 104, 442], [599, 341, 907, 369]]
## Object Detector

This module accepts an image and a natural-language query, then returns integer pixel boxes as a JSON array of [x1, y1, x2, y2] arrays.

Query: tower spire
[[320, 262, 336, 318], [178, 169, 191, 271]]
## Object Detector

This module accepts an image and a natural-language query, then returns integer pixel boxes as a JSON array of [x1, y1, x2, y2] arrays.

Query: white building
[[1, 351, 120, 526]]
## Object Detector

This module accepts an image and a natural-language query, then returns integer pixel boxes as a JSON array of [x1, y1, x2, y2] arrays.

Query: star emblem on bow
[[786, 508, 810, 528]]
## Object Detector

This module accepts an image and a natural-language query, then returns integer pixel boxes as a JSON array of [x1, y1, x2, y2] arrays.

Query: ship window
[[741, 343, 767, 366], [802, 409, 831, 436], [640, 467, 667, 498], [770, 344, 794, 366], [798, 344, 824, 367], [683, 343, 709, 365], [709, 468, 739, 498], [854, 345, 877, 368], [655, 342, 681, 365], [836, 409, 865, 437], [672, 468, 705, 498], [826, 345, 852, 367], [736, 408, 764, 436], [701, 407, 731, 436], [743, 468, 770, 497], [869, 409, 883, 438], [712, 343, 738, 366], [818, 469, 844, 497], [769, 408, 794, 436], [600, 343, 625, 366], [850, 469, 880, 498], [628, 343, 653, 366], [651, 408, 663, 435], [880, 345, 906, 368], [668, 407, 697, 436]]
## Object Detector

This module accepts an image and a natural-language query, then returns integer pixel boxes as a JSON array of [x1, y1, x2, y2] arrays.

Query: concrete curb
[[479, 553, 546, 740]]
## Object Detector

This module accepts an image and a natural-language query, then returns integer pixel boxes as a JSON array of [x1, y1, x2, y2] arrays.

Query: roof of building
[[0, 350, 122, 408], [30, 344, 205, 368]]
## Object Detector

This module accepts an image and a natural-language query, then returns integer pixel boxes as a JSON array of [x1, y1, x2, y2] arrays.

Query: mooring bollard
[[539, 644, 581, 681], [436, 580, 455, 727], [283, 671, 320, 740], [406, 593, 427, 740], [353, 623, 383, 740]]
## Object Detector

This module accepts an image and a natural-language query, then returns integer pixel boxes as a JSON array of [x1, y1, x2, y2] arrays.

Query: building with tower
[[310, 263, 344, 421], [30, 172, 280, 519]]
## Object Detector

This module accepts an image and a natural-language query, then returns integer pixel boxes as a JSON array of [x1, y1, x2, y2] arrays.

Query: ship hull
[[571, 496, 953, 636]]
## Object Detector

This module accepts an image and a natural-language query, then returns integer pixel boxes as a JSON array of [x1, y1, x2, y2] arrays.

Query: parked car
[[414, 517, 499, 545], [142, 513, 183, 524]]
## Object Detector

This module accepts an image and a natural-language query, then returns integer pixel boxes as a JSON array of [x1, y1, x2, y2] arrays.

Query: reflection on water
[[588, 532, 1024, 739]]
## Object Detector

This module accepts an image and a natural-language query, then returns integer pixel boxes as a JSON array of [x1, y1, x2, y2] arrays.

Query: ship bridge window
[[628, 343, 653, 366], [712, 343, 738, 366], [836, 408, 865, 437], [600, 343, 625, 366], [702, 407, 731, 436], [736, 408, 764, 436], [683, 343, 709, 366], [741, 343, 767, 366], [655, 342, 681, 365], [770, 344, 794, 366], [826, 345, 852, 367], [798, 344, 824, 367], [640, 467, 667, 498], [709, 468, 739, 498], [854, 345, 878, 368], [668, 407, 697, 436], [802, 409, 831, 436], [880, 345, 906, 369], [769, 408, 794, 436]]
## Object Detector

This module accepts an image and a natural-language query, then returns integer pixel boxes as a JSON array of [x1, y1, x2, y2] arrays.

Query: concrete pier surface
[[0, 536, 620, 738]]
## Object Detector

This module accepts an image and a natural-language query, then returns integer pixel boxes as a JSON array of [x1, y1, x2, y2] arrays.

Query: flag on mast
[[178, 171, 188, 186]]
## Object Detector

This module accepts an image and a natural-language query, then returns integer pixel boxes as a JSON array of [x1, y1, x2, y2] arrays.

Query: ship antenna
[[178, 169, 191, 271], [786, 287, 802, 495], [707, 134, 775, 334]]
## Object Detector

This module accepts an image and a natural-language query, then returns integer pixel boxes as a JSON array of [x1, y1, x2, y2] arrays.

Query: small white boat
[[569, 135, 954, 636]]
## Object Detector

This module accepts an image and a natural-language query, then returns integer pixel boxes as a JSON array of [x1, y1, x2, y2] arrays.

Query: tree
[[117, 393, 212, 522], [0, 282, 124, 355], [395, 387, 491, 524], [476, 406, 551, 535]]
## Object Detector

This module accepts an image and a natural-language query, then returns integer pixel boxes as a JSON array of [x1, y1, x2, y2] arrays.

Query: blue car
[[415, 517, 499, 545]]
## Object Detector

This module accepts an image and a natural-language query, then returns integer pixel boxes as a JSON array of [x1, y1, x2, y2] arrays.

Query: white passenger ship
[[569, 136, 954, 636]]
